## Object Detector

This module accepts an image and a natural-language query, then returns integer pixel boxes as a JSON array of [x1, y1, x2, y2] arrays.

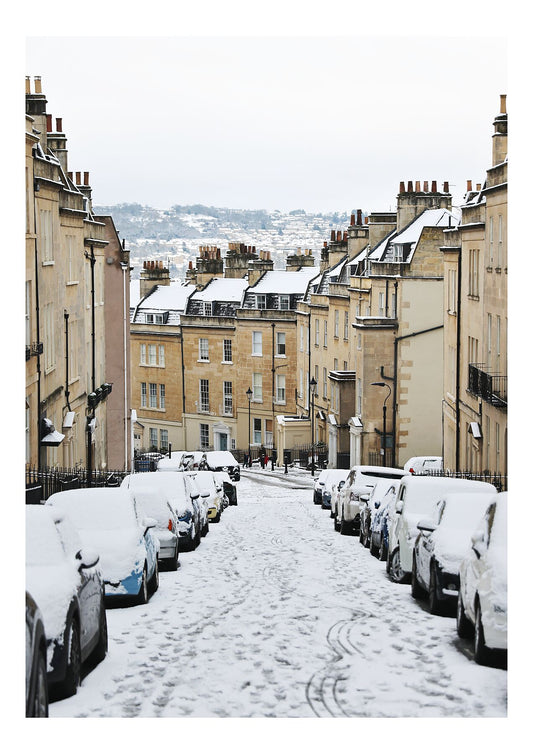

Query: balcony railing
[[468, 363, 507, 409]]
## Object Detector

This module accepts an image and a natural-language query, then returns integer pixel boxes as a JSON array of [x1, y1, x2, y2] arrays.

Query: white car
[[369, 483, 400, 560], [360, 478, 401, 551], [388, 476, 497, 584], [403, 456, 443, 474], [313, 469, 330, 505], [131, 489, 180, 570], [336, 465, 406, 535], [187, 470, 224, 522], [457, 492, 507, 666], [411, 491, 497, 614]]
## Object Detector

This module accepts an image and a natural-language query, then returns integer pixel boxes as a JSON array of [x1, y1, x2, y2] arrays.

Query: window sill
[[251, 353, 263, 357], [447, 310, 457, 316], [221, 361, 233, 365], [197, 360, 210, 364], [275, 354, 286, 359], [42, 261, 55, 267], [66, 280, 79, 286]]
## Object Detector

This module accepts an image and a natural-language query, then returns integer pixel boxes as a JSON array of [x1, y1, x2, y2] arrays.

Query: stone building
[[441, 96, 507, 475], [25, 77, 124, 472]]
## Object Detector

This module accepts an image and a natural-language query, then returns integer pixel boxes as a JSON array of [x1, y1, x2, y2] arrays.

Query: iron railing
[[25, 466, 128, 503], [468, 363, 507, 408], [415, 468, 507, 492]]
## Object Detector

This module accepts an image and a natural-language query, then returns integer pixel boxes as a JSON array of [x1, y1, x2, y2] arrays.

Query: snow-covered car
[[330, 478, 347, 521], [122, 471, 207, 550], [131, 490, 180, 571], [321, 469, 350, 510], [456, 492, 507, 666], [206, 450, 241, 481], [26, 506, 108, 700], [387, 476, 497, 584], [313, 469, 330, 505], [156, 451, 185, 471], [368, 483, 400, 560], [336, 465, 406, 535], [403, 456, 443, 475], [361, 479, 401, 551], [187, 470, 224, 523], [136, 452, 165, 471], [411, 491, 497, 614], [213, 471, 238, 506], [26, 591, 49, 717], [179, 451, 208, 471], [47, 488, 159, 604]]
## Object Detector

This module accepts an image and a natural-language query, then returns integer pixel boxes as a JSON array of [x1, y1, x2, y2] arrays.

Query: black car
[[26, 592, 48, 717], [205, 451, 241, 481]]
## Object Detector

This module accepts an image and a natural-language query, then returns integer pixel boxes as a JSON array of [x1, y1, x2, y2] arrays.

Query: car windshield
[[134, 492, 172, 526], [439, 496, 494, 531], [489, 501, 507, 548], [191, 471, 217, 492], [60, 497, 136, 530]]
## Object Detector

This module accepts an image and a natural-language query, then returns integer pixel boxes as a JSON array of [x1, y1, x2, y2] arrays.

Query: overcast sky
[[25, 35, 507, 213]]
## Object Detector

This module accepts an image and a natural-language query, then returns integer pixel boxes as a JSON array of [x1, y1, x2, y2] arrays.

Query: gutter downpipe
[[180, 323, 187, 449], [33, 163, 42, 472], [64, 311, 71, 411], [122, 260, 128, 470], [455, 249, 462, 471]]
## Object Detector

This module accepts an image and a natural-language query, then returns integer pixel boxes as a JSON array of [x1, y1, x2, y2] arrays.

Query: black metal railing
[[25, 466, 127, 503], [416, 468, 507, 492], [468, 363, 507, 408]]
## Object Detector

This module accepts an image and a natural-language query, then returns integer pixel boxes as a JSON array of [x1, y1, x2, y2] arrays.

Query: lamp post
[[246, 387, 253, 467], [310, 376, 317, 476], [371, 381, 392, 466]]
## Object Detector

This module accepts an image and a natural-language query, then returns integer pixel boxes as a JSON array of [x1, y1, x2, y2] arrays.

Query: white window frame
[[149, 427, 158, 449], [160, 429, 169, 452], [200, 379, 209, 412], [252, 372, 263, 402], [334, 310, 339, 338], [140, 344, 146, 364], [200, 423, 209, 449], [148, 344, 157, 365], [141, 382, 147, 408], [159, 384, 166, 410], [203, 302, 212, 316], [344, 311, 349, 340], [252, 331, 262, 356], [323, 367, 328, 398], [40, 209, 54, 263], [159, 345, 165, 367], [223, 381, 233, 415], [223, 339, 233, 363], [149, 382, 158, 408], [279, 294, 290, 310], [199, 338, 209, 362], [276, 331, 286, 356], [276, 373, 286, 404], [323, 321, 328, 348], [253, 417, 262, 445], [256, 294, 267, 310]]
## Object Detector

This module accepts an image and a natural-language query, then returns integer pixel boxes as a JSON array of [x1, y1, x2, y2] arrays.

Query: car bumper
[[343, 501, 361, 522], [207, 507, 219, 520], [104, 569, 143, 597]]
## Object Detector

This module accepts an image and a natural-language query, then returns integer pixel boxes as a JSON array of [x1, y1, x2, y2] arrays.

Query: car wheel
[[59, 616, 81, 698], [202, 520, 209, 537], [456, 593, 473, 639], [137, 565, 149, 605], [214, 511, 221, 523], [428, 562, 442, 615], [389, 548, 407, 583], [369, 536, 378, 557], [148, 559, 159, 594], [339, 517, 351, 535], [359, 526, 365, 544], [474, 602, 492, 666], [411, 554, 425, 599], [92, 599, 108, 663], [379, 535, 388, 562], [29, 648, 49, 717]]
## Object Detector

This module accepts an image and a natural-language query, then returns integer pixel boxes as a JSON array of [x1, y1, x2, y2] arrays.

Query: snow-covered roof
[[249, 268, 319, 294], [138, 282, 195, 311], [369, 208, 461, 263], [191, 277, 248, 303]]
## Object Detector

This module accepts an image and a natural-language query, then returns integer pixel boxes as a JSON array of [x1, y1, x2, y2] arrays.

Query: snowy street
[[50, 470, 507, 718]]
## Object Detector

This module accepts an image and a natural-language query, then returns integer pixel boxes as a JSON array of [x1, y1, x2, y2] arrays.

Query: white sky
[[25, 34, 507, 213]]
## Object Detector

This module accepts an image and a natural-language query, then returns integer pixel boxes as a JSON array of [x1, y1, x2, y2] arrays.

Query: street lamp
[[371, 381, 392, 466], [246, 387, 253, 467], [310, 376, 317, 477]]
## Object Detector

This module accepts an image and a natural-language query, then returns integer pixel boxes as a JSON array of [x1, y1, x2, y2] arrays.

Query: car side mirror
[[200, 488, 210, 498], [374, 501, 380, 509], [76, 548, 100, 570], [339, 481, 345, 489], [471, 530, 486, 559], [359, 494, 370, 503], [417, 518, 436, 533], [143, 516, 157, 532]]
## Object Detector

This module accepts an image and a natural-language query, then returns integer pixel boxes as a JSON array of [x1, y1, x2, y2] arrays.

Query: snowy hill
[[93, 203, 352, 280]]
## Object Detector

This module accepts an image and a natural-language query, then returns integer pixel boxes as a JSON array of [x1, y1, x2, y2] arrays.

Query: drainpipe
[[64, 310, 71, 411], [455, 250, 462, 471], [32, 164, 42, 472], [121, 259, 129, 470], [180, 324, 187, 449], [85, 245, 96, 486]]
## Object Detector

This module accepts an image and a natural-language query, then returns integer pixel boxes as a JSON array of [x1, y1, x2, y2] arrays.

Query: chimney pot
[[336, 231, 342, 242], [188, 261, 193, 269], [423, 180, 429, 192], [56, 117, 62, 132], [350, 213, 355, 226], [467, 180, 472, 191], [25, 76, 31, 95], [75, 171, 81, 185], [357, 209, 362, 225], [407, 180, 413, 192], [431, 180, 437, 192], [415, 180, 420, 192], [365, 216, 369, 225], [84, 172, 89, 186], [67, 171, 73, 181], [143, 261, 147, 269], [330, 230, 335, 242], [500, 94, 507, 114], [476, 183, 481, 191], [34, 76, 42, 94], [399, 181, 406, 194], [46, 114, 52, 132], [343, 231, 348, 241], [443, 181, 449, 193]]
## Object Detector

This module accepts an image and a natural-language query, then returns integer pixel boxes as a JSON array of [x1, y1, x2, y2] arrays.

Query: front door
[[219, 433, 228, 451]]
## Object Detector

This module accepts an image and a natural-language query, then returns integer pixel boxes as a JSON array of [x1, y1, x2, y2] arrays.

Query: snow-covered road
[[50, 470, 507, 718]]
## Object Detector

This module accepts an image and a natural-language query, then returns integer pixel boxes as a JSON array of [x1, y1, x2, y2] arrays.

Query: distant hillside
[[93, 203, 353, 280]]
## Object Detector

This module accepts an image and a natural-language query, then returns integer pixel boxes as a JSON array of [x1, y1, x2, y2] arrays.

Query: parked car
[[330, 478, 347, 521], [26, 506, 108, 700], [187, 470, 224, 523], [336, 465, 407, 535], [321, 469, 350, 510], [179, 451, 208, 471], [369, 483, 400, 560], [122, 471, 207, 550], [387, 476, 497, 584], [411, 491, 497, 614], [47, 488, 159, 604], [156, 450, 185, 471], [26, 591, 49, 717], [213, 471, 238, 506], [361, 479, 401, 550], [313, 469, 330, 505], [130, 489, 180, 570], [457, 492, 507, 666], [403, 456, 443, 475], [206, 450, 241, 481], [136, 452, 164, 471]]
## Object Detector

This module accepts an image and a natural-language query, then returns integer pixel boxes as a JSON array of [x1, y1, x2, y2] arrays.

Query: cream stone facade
[[442, 96, 507, 475], [25, 77, 122, 472]]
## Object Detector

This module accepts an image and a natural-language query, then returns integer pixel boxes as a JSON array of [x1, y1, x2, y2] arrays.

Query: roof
[[369, 208, 461, 263], [248, 268, 319, 294], [191, 277, 248, 303]]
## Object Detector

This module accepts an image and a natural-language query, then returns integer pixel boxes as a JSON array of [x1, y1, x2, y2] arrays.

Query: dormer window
[[203, 302, 212, 316], [145, 312, 168, 324], [256, 294, 267, 309], [279, 295, 290, 310]]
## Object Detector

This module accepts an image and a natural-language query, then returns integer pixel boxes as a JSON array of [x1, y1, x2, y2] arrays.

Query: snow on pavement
[[50, 471, 507, 718]]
